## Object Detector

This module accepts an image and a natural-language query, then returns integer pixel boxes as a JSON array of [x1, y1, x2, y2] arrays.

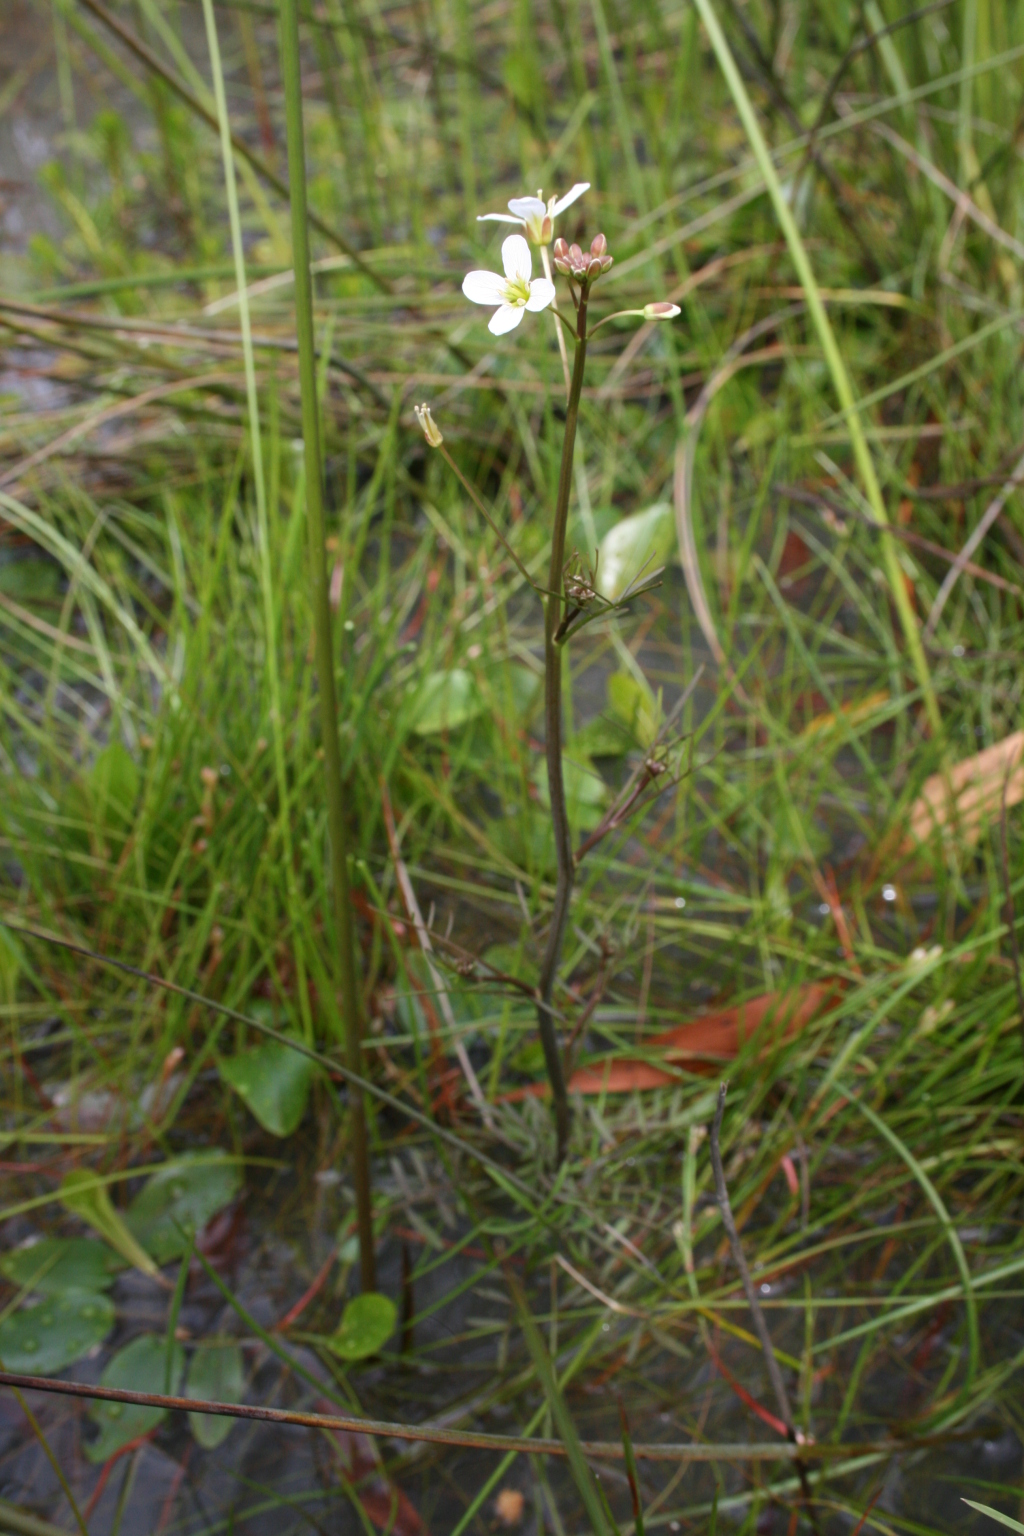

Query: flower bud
[[643, 301, 681, 321], [568, 243, 583, 269], [413, 403, 444, 447], [600, 254, 614, 271], [587, 257, 603, 280], [553, 236, 571, 274], [590, 232, 607, 257]]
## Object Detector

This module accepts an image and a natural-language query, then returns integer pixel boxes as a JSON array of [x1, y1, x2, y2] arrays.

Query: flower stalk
[[278, 0, 375, 1291], [537, 277, 590, 1165]]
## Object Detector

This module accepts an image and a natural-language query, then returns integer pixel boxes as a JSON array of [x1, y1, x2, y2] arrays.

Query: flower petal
[[525, 277, 555, 311], [488, 302, 526, 335], [551, 182, 590, 217], [476, 212, 523, 224], [462, 269, 506, 306], [507, 196, 546, 221], [501, 234, 532, 283]]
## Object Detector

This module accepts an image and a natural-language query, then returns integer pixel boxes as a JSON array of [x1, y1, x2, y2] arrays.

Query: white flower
[[462, 234, 555, 336], [477, 183, 590, 245]]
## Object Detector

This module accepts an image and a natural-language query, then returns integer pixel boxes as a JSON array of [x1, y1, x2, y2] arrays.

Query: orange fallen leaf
[[800, 689, 889, 738], [501, 983, 838, 1099], [902, 731, 1024, 852]]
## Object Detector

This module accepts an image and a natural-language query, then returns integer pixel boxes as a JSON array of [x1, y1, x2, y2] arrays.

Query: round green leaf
[[219, 1042, 315, 1138], [1, 1238, 122, 1295], [327, 1292, 396, 1361], [411, 669, 485, 736], [185, 1341, 244, 1449], [87, 1333, 184, 1464], [126, 1152, 242, 1264], [595, 502, 673, 601], [0, 1289, 114, 1374]]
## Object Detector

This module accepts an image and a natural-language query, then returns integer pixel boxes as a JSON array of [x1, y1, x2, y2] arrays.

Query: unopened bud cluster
[[553, 233, 613, 282]]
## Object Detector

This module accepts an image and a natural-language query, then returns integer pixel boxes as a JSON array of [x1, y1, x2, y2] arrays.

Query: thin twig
[[0, 1370, 907, 1462]]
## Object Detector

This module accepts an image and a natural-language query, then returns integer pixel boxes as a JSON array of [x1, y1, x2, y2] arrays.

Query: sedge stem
[[278, 0, 375, 1291]]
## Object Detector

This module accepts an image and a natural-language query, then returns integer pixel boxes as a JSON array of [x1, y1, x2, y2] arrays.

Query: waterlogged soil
[[0, 1118, 1020, 1536]]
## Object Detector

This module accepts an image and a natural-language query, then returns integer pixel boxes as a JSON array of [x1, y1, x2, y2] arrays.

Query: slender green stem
[[278, 0, 375, 1292], [536, 284, 589, 1165]]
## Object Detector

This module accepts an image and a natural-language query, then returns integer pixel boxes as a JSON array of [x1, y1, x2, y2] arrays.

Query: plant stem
[[278, 0, 375, 1291], [536, 285, 589, 1165]]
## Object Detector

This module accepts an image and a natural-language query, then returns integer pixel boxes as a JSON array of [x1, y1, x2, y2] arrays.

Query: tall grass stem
[[199, 0, 313, 1047], [278, 0, 375, 1291]]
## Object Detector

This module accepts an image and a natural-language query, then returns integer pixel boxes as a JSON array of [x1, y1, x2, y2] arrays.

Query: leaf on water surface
[[595, 502, 673, 602], [902, 731, 1024, 852], [185, 1340, 244, 1448], [501, 983, 838, 1098], [60, 1169, 160, 1278], [86, 1333, 184, 1463], [0, 1288, 114, 1374], [219, 1041, 315, 1138], [326, 1292, 397, 1360], [126, 1152, 243, 1263], [410, 668, 485, 736], [1, 1237, 122, 1294]]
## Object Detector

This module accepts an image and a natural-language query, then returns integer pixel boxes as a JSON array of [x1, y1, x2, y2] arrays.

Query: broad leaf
[[90, 741, 139, 830], [87, 1333, 184, 1463], [596, 502, 673, 601], [1, 1237, 121, 1294], [327, 1293, 397, 1360], [410, 669, 485, 736], [60, 1170, 160, 1278], [219, 1042, 314, 1137], [126, 1153, 242, 1263], [607, 671, 661, 750], [186, 1341, 244, 1449], [532, 755, 608, 832], [0, 1289, 114, 1374]]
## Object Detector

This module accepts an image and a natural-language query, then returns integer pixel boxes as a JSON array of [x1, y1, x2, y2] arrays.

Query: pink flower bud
[[553, 237, 569, 260], [587, 257, 603, 279], [600, 255, 614, 271], [643, 301, 681, 321], [590, 233, 607, 257]]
